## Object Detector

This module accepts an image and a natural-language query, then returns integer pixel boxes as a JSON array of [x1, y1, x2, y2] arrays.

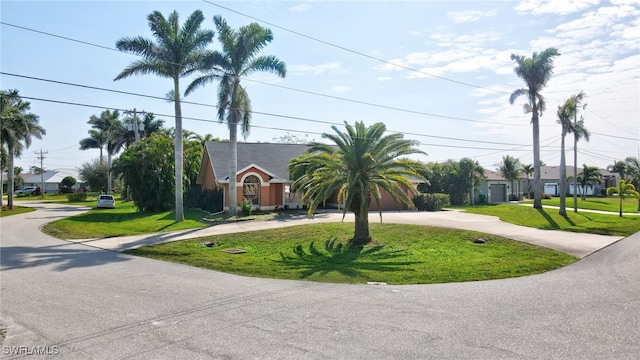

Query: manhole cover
[[220, 248, 247, 254]]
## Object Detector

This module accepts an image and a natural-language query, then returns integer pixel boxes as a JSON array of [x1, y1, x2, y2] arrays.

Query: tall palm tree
[[606, 180, 639, 217], [498, 155, 521, 200], [521, 163, 534, 196], [576, 164, 602, 200], [115, 10, 213, 222], [0, 89, 46, 209], [186, 15, 286, 216], [557, 92, 589, 215], [509, 48, 560, 209], [289, 121, 426, 246]]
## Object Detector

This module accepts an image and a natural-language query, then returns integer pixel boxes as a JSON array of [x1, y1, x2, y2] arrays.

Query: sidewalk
[[67, 210, 625, 258]]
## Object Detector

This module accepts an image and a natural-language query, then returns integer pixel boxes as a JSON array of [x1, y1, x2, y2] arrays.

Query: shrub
[[66, 192, 87, 202], [241, 200, 253, 216], [413, 193, 450, 211], [509, 194, 520, 201]]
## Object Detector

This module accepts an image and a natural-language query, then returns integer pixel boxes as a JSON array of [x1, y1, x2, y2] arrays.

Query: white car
[[96, 194, 115, 209], [15, 186, 37, 196]]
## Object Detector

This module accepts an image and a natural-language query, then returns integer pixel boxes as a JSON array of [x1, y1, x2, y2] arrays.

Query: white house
[[23, 168, 81, 194]]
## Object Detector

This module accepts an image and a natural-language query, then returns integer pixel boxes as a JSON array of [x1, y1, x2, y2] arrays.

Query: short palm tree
[[606, 180, 639, 217], [115, 10, 213, 222], [498, 155, 521, 200], [521, 163, 534, 196], [576, 164, 602, 200], [0, 89, 46, 209], [509, 48, 560, 209], [624, 157, 640, 211], [289, 121, 426, 246], [557, 91, 589, 215], [79, 130, 107, 165], [186, 15, 286, 216]]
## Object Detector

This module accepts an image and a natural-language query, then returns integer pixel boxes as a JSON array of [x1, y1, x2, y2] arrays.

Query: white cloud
[[288, 61, 342, 76], [515, 0, 600, 15], [447, 9, 498, 23], [289, 3, 312, 12]]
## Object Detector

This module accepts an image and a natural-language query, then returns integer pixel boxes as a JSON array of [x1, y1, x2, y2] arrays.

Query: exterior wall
[[200, 162, 217, 190]]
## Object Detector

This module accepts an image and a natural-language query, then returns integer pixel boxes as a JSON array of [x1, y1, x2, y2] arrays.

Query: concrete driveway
[[1, 202, 638, 359]]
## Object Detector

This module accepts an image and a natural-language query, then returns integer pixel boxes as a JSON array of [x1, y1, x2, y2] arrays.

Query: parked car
[[96, 194, 115, 209], [14, 186, 37, 196]]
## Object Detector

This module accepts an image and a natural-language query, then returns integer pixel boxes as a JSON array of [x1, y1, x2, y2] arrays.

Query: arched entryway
[[243, 175, 260, 206]]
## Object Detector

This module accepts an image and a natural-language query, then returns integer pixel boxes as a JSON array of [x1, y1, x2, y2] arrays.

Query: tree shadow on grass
[[276, 237, 420, 279], [536, 208, 559, 229]]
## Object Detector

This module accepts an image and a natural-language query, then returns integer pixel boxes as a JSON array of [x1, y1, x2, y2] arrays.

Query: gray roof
[[204, 142, 310, 181]]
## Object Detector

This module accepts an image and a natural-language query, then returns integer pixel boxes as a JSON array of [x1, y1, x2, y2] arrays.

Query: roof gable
[[204, 142, 309, 181]]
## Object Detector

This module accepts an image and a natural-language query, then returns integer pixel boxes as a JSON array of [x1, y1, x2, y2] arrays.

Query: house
[[2, 172, 35, 192], [197, 142, 421, 212], [197, 142, 309, 211], [22, 168, 82, 194], [517, 166, 617, 197], [477, 169, 512, 203]]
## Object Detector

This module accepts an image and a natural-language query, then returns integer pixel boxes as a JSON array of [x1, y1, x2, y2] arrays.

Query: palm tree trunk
[[532, 109, 542, 209], [228, 120, 238, 216], [559, 133, 567, 216], [174, 78, 184, 222], [352, 210, 371, 246], [107, 152, 112, 194], [7, 148, 15, 210]]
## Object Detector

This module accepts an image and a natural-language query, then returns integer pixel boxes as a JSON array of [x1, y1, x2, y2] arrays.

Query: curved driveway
[[1, 202, 638, 359]]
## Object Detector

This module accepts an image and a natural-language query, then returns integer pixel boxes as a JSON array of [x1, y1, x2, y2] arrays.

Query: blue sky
[[1, 0, 638, 173]]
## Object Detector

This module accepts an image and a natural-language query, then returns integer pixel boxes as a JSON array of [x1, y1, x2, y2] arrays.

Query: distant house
[[517, 166, 617, 197], [22, 168, 81, 194], [197, 142, 421, 212], [477, 169, 512, 203], [2, 172, 36, 192]]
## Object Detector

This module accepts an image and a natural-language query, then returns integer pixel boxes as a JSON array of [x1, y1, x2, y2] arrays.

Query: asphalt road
[[1, 202, 638, 359]]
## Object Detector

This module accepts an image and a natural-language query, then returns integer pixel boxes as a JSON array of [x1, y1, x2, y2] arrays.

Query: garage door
[[490, 184, 506, 203]]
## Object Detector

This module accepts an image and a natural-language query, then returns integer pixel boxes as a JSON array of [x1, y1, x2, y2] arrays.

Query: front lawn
[[522, 196, 639, 213], [42, 201, 209, 239], [459, 204, 640, 236], [0, 205, 36, 217], [124, 223, 578, 285]]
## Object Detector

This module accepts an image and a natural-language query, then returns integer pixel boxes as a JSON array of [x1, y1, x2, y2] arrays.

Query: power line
[[202, 0, 510, 95], [16, 94, 542, 152], [2, 72, 531, 146]]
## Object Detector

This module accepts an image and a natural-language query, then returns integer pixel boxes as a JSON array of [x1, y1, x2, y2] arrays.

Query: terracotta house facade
[[196, 142, 421, 212]]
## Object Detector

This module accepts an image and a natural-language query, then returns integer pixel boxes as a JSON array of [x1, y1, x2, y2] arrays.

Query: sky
[[1, 0, 639, 174]]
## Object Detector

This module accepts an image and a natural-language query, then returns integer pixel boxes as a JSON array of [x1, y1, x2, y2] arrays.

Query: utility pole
[[35, 149, 48, 199], [124, 108, 145, 142], [123, 109, 145, 201]]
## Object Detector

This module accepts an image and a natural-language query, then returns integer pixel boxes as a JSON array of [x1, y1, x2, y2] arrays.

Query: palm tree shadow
[[536, 208, 559, 229], [277, 237, 419, 279]]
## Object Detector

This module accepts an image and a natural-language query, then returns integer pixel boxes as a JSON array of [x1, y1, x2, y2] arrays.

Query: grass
[[458, 204, 640, 236], [42, 201, 210, 239], [522, 196, 639, 213], [124, 223, 578, 285], [10, 192, 103, 206], [0, 205, 36, 217]]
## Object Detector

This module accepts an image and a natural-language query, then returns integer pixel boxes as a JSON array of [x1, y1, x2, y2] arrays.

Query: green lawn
[[459, 204, 640, 236], [124, 223, 577, 285], [42, 201, 210, 239], [0, 205, 36, 217], [522, 196, 639, 213]]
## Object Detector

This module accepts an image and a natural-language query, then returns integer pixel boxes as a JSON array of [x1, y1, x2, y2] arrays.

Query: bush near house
[[413, 193, 450, 211], [66, 192, 87, 202]]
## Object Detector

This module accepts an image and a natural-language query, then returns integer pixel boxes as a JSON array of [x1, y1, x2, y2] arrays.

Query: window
[[243, 175, 260, 205]]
